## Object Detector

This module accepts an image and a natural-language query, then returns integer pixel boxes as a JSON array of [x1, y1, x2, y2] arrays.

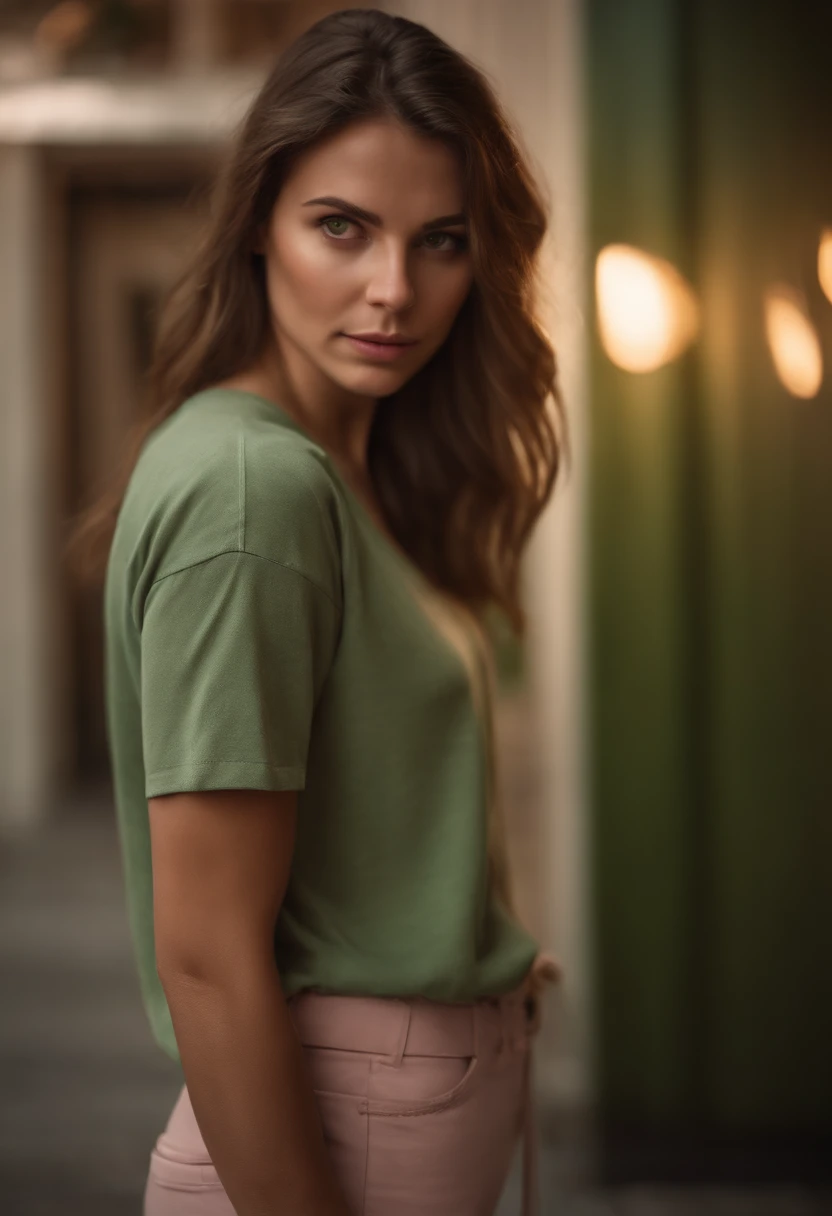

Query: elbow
[[155, 929, 277, 992], [156, 944, 222, 991]]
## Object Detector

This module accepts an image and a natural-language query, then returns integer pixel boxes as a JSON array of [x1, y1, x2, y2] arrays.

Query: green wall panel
[[587, 0, 832, 1165]]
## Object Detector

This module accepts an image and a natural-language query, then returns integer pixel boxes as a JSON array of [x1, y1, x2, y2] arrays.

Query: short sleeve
[[140, 550, 341, 798]]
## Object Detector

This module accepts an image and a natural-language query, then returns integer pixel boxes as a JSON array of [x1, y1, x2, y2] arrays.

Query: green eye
[[423, 231, 467, 253], [320, 216, 352, 237], [318, 214, 467, 253]]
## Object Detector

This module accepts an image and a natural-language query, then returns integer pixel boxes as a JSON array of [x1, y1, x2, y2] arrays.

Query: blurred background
[[0, 1, 830, 1213]]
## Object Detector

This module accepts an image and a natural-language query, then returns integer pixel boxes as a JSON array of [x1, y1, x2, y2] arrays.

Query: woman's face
[[258, 116, 474, 403]]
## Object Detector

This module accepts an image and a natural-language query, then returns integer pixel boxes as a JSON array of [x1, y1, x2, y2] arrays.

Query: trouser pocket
[[363, 1050, 482, 1116], [303, 1041, 481, 1116]]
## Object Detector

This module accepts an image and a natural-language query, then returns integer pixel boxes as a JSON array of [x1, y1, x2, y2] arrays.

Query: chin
[[333, 365, 412, 395]]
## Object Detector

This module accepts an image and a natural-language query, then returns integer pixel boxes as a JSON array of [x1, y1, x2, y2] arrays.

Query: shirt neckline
[[190, 385, 430, 591]]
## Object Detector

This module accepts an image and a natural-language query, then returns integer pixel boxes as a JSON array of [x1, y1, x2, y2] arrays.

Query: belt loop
[[521, 1043, 540, 1216], [385, 1000, 412, 1067]]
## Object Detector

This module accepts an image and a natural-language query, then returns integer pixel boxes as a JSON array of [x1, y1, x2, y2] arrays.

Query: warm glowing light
[[819, 229, 832, 306], [595, 244, 699, 372], [764, 288, 823, 399]]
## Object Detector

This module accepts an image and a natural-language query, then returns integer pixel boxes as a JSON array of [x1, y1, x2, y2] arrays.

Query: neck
[[253, 336, 377, 481]]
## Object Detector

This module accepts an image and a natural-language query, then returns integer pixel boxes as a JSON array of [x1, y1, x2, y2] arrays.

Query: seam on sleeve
[[238, 433, 246, 552], [147, 548, 340, 611], [148, 760, 303, 776]]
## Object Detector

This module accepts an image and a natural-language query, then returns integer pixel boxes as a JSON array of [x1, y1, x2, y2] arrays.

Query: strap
[[521, 1041, 539, 1216]]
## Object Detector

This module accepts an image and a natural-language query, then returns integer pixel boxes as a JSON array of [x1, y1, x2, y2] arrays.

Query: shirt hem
[[145, 761, 306, 797]]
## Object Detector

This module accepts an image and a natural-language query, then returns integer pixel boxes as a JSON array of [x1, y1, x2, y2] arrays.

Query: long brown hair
[[64, 6, 567, 636]]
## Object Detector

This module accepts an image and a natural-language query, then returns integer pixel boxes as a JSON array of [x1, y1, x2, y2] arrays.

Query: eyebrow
[[302, 195, 467, 230]]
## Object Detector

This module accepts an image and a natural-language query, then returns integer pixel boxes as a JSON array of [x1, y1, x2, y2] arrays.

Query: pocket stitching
[[304, 1044, 372, 1102], [361, 1053, 481, 1118]]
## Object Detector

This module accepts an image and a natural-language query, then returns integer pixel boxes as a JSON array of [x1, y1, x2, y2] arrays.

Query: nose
[[364, 246, 415, 313]]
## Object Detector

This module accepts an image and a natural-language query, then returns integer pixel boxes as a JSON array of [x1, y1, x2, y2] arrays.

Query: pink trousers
[[144, 978, 544, 1216]]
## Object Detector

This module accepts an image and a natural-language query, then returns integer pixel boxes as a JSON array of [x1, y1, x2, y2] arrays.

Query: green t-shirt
[[104, 386, 540, 1062]]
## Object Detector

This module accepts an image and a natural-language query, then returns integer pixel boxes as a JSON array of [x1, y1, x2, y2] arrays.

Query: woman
[[70, 8, 565, 1214]]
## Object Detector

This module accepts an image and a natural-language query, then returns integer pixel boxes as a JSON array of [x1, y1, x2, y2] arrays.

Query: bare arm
[[149, 788, 353, 1216]]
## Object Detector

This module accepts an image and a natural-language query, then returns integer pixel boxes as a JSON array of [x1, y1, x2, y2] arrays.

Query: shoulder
[[241, 427, 344, 596], [116, 392, 345, 597]]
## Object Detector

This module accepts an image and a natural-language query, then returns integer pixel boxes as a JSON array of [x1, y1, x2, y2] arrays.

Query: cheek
[[267, 230, 347, 321], [424, 265, 474, 330]]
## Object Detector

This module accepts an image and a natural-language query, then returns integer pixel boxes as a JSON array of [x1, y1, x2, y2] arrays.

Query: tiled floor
[[1, 798, 828, 1216]]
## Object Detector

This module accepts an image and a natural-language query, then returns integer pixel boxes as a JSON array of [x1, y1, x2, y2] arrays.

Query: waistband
[[286, 981, 541, 1216]]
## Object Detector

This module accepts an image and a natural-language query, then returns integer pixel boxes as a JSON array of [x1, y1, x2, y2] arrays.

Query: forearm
[[160, 958, 352, 1216]]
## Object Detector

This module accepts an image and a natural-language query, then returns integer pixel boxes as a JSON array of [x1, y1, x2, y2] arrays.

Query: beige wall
[[0, 145, 63, 828]]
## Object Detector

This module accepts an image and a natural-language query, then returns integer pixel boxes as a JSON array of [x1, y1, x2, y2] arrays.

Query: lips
[[341, 333, 416, 361]]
